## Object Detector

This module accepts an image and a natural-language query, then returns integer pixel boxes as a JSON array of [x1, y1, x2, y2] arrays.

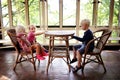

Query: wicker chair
[[81, 29, 112, 74], [7, 29, 38, 71]]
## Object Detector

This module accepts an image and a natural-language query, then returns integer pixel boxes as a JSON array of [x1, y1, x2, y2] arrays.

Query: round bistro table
[[45, 30, 74, 73]]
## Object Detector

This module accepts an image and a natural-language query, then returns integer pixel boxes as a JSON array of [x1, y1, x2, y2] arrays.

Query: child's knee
[[35, 43, 40, 47], [77, 50, 82, 57], [76, 50, 80, 55]]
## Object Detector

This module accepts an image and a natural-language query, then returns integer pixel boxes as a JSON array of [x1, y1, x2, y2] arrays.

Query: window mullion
[[92, 0, 98, 27], [25, 0, 30, 26], [59, 0, 63, 29], [109, 0, 114, 28], [118, 1, 120, 27], [118, 0, 120, 43], [46, 0, 48, 30], [76, 0, 80, 37], [0, 0, 3, 40], [8, 0, 13, 28]]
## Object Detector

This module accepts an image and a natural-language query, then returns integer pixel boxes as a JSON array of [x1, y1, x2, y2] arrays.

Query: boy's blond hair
[[81, 19, 90, 27], [16, 25, 26, 33]]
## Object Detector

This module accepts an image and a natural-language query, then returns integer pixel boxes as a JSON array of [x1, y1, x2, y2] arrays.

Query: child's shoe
[[36, 54, 45, 60]]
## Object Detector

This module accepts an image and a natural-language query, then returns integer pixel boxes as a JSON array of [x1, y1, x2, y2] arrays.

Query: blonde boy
[[71, 19, 94, 73]]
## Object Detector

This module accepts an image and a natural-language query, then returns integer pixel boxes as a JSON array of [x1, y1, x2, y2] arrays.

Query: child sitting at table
[[27, 25, 48, 56], [70, 19, 94, 73], [16, 25, 45, 60]]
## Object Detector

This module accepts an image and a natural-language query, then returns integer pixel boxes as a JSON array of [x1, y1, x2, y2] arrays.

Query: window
[[12, 0, 25, 26], [48, 0, 59, 26], [80, 0, 93, 26], [97, 0, 110, 26], [29, 0, 40, 25], [1, 0, 9, 42], [113, 0, 119, 26], [63, 0, 76, 26], [1, 0, 9, 27], [111, 0, 119, 43]]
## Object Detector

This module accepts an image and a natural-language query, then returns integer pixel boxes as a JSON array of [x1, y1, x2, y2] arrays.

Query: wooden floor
[[0, 49, 120, 80]]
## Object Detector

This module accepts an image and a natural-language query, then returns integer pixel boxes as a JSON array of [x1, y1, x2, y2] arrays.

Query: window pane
[[111, 30, 119, 43], [48, 0, 59, 26], [111, 0, 120, 43], [97, 0, 110, 26], [63, 0, 76, 26], [29, 0, 40, 25], [113, 0, 119, 26], [1, 0, 9, 27], [80, 0, 93, 26], [1, 0, 10, 42], [12, 0, 25, 26]]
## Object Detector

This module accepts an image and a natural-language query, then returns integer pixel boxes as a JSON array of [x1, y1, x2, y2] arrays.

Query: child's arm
[[17, 33, 27, 38], [72, 31, 92, 42], [72, 36, 83, 42], [34, 30, 46, 36]]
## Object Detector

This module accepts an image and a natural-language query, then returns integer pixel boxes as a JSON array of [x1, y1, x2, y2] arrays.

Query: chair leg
[[19, 55, 23, 62], [38, 59, 40, 64], [81, 54, 87, 74], [13, 62, 17, 70], [66, 56, 71, 72], [33, 62, 36, 71], [13, 54, 20, 70], [50, 56, 53, 63], [96, 55, 101, 62], [31, 54, 36, 71], [46, 56, 51, 73], [29, 58, 36, 71], [99, 55, 106, 73], [81, 65, 84, 74]]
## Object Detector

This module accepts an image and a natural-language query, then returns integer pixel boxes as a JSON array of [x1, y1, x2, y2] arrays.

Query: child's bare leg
[[72, 51, 82, 73], [41, 47, 49, 56], [34, 44, 41, 55], [37, 43, 48, 53], [70, 48, 77, 63], [73, 47, 77, 59], [33, 43, 45, 60], [76, 51, 82, 67]]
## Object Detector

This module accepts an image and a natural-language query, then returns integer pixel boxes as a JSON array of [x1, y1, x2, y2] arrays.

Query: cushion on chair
[[93, 48, 101, 53]]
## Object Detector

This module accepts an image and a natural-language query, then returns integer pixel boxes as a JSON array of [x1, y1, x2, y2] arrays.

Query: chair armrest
[[7, 31, 17, 37], [84, 31, 111, 54], [93, 28, 109, 34]]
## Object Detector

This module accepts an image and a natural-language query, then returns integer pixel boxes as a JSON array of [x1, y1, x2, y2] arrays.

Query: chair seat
[[91, 48, 101, 55], [86, 48, 101, 55]]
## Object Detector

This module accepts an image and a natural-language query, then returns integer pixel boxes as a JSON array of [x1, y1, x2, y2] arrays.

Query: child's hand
[[42, 30, 48, 34], [42, 31, 46, 34], [44, 30, 48, 32], [71, 33, 75, 38]]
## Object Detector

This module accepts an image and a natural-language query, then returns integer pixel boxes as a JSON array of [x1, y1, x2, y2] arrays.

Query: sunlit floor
[[0, 49, 120, 80]]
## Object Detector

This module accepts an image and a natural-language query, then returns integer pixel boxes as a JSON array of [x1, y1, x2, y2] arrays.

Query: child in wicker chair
[[27, 25, 48, 56], [71, 19, 94, 72], [16, 25, 45, 60]]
